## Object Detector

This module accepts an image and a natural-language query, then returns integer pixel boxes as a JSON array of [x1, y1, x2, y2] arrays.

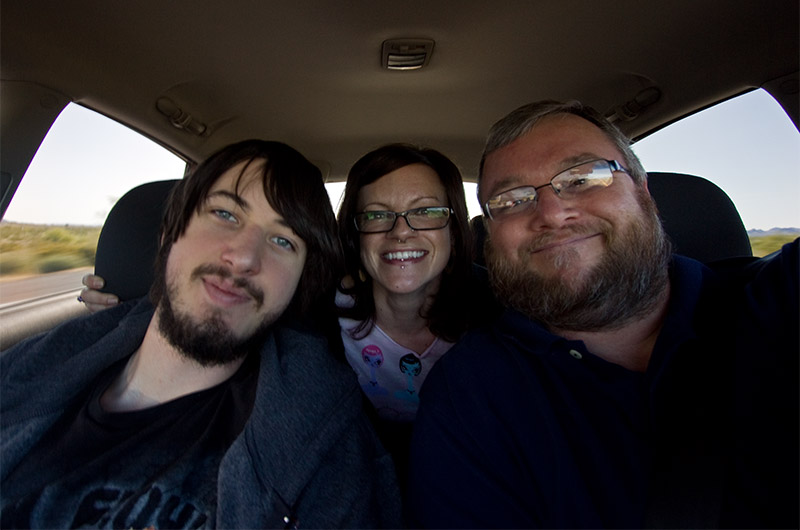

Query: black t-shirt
[[1, 354, 258, 529]]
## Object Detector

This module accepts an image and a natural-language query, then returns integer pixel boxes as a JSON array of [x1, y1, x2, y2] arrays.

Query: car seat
[[94, 179, 179, 301], [471, 172, 752, 267], [646, 172, 752, 262]]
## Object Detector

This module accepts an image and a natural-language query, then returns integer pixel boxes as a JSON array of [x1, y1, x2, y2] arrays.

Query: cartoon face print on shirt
[[395, 353, 423, 403], [361, 345, 388, 396]]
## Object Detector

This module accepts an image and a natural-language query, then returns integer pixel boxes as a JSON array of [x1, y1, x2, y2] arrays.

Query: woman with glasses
[[335, 144, 496, 478]]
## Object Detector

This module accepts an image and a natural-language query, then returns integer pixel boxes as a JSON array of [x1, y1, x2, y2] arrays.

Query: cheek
[[164, 237, 196, 281], [433, 231, 453, 265], [359, 237, 380, 270], [282, 252, 306, 287], [166, 221, 221, 271], [487, 223, 524, 260], [261, 259, 304, 310]]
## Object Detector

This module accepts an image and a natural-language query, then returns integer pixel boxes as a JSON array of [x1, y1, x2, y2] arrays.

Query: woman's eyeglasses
[[354, 206, 453, 233]]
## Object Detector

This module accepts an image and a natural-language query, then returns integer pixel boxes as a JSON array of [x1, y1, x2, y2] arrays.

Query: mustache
[[191, 264, 265, 308], [518, 222, 611, 254]]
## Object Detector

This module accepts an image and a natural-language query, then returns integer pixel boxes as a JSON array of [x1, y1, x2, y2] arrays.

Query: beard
[[486, 189, 672, 332], [153, 263, 277, 367]]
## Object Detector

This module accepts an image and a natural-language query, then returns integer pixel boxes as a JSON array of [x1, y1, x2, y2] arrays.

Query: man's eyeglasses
[[483, 159, 629, 221], [354, 206, 453, 233]]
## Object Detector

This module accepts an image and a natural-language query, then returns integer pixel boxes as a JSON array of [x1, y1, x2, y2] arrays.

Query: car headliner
[[1, 0, 798, 201]]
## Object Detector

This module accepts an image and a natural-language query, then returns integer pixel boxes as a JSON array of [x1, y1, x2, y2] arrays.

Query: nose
[[221, 226, 263, 274], [527, 186, 576, 229], [387, 213, 415, 240]]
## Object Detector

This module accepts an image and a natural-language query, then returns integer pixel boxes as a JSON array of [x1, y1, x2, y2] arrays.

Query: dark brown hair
[[150, 139, 343, 325], [337, 143, 474, 342]]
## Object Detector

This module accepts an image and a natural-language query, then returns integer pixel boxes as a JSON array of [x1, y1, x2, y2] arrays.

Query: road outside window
[[0, 104, 187, 307]]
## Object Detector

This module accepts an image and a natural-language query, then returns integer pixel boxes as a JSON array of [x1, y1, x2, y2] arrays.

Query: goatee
[[154, 264, 274, 366]]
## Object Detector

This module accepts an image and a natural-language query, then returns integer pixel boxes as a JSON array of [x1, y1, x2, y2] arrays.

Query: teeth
[[383, 250, 425, 261]]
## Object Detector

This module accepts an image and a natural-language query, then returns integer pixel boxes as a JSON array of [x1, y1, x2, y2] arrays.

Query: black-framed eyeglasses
[[354, 206, 453, 233], [483, 159, 629, 220]]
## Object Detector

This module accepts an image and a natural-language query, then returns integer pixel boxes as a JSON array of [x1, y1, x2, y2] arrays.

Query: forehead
[[482, 114, 622, 196], [209, 159, 267, 194], [204, 158, 293, 231], [358, 163, 446, 206]]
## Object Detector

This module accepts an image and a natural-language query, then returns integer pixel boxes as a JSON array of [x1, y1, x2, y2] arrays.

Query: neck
[[372, 286, 437, 353], [552, 282, 671, 372], [100, 316, 247, 412]]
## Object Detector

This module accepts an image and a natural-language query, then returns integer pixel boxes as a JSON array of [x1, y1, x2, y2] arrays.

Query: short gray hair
[[478, 100, 647, 201]]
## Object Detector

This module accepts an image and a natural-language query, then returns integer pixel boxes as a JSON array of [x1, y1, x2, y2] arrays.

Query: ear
[[642, 175, 651, 195]]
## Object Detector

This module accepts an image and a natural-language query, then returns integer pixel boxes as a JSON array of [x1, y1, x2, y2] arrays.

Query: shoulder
[[676, 238, 798, 289], [1, 298, 152, 418], [240, 322, 402, 527], [335, 289, 355, 309], [683, 238, 799, 314], [667, 242, 799, 369], [422, 310, 544, 407], [247, 320, 375, 447], [466, 263, 503, 323], [253, 322, 364, 429], [2, 297, 151, 363], [271, 322, 357, 388], [437, 308, 550, 368], [734, 237, 799, 293]]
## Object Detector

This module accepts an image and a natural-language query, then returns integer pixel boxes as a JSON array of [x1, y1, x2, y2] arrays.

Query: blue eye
[[271, 236, 295, 251], [212, 209, 238, 223]]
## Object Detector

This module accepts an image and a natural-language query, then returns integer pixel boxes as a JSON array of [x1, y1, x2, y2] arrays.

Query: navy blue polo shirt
[[408, 241, 798, 529]]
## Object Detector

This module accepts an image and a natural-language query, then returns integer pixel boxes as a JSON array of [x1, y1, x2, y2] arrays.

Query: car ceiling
[[1, 0, 798, 187]]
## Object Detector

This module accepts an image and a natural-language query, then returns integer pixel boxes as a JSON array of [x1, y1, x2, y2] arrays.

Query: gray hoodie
[[1, 299, 402, 528]]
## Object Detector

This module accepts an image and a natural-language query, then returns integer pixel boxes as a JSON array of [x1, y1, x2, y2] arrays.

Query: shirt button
[[569, 349, 583, 360]]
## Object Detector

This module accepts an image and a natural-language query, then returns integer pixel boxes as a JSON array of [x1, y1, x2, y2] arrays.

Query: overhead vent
[[382, 39, 435, 70]]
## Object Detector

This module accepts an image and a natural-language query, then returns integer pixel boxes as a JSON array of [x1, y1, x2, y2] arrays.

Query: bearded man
[[1, 140, 401, 528], [407, 101, 798, 529]]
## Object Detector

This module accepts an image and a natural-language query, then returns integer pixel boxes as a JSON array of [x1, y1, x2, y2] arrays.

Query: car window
[[633, 89, 800, 256], [0, 104, 187, 305]]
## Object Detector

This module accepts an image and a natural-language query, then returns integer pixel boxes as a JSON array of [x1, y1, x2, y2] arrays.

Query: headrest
[[94, 179, 179, 301], [646, 172, 751, 263], [469, 172, 752, 266], [469, 215, 487, 266]]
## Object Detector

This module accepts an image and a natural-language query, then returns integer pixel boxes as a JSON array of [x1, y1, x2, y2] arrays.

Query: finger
[[79, 287, 119, 310], [81, 273, 106, 289]]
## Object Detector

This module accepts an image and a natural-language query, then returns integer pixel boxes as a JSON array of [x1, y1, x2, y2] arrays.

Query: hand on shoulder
[[79, 273, 120, 313]]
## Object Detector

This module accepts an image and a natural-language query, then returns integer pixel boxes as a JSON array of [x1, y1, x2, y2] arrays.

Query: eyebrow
[[206, 189, 297, 232], [207, 189, 249, 211], [361, 194, 444, 210], [560, 153, 603, 168]]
